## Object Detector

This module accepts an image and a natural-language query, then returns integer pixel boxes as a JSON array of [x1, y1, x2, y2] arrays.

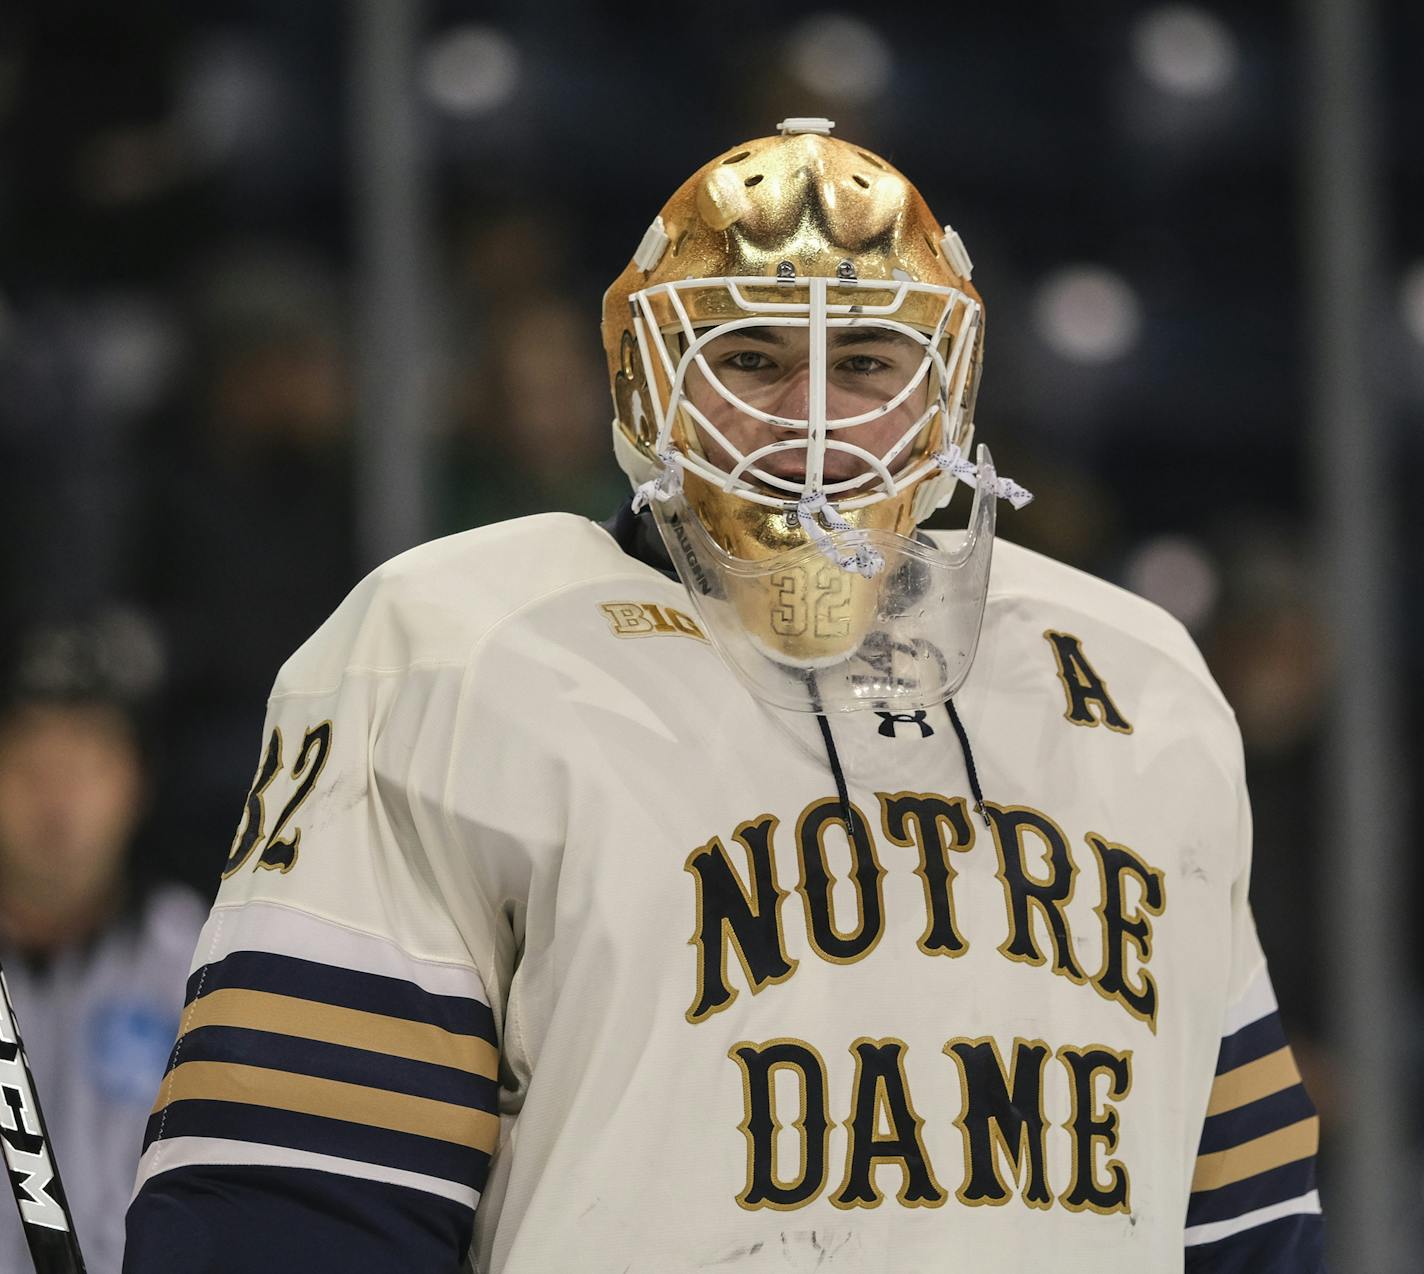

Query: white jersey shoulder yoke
[[273, 513, 647, 695]]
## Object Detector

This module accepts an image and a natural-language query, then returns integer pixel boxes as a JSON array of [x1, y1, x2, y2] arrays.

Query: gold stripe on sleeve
[[178, 989, 498, 1077], [156, 1060, 500, 1153], [1191, 1117, 1319, 1193], [1205, 1046, 1303, 1117]]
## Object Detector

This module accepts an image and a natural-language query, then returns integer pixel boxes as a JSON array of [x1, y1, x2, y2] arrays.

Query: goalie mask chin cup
[[602, 124, 1018, 714]]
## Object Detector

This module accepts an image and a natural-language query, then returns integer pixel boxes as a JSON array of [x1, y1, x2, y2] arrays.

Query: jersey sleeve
[[1183, 773, 1325, 1272], [126, 599, 513, 1272]]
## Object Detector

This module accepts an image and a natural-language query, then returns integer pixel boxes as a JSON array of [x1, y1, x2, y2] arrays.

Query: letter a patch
[[1043, 631, 1133, 733]]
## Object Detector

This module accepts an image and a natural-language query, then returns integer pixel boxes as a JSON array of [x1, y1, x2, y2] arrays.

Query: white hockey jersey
[[126, 512, 1324, 1273]]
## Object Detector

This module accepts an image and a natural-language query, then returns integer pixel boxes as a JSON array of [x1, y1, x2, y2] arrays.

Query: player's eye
[[721, 350, 777, 373], [838, 353, 890, 376]]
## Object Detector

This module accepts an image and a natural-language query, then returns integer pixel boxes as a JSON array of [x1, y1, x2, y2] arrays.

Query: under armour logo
[[876, 710, 934, 738]]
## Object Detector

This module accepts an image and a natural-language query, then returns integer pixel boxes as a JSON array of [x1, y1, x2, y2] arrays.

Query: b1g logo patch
[[1043, 631, 1133, 734], [600, 601, 707, 642]]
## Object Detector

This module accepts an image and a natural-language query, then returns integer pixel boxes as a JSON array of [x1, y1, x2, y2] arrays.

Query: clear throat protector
[[650, 465, 997, 713]]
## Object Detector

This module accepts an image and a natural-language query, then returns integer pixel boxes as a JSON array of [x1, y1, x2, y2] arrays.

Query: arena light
[[1131, 4, 1239, 99], [1031, 265, 1143, 364], [85, 295, 182, 419], [1400, 261, 1424, 346], [786, 13, 893, 103], [178, 34, 285, 166], [422, 26, 521, 117], [1123, 535, 1220, 632]]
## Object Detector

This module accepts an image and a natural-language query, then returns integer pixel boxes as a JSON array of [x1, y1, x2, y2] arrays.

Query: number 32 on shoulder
[[222, 721, 333, 879]]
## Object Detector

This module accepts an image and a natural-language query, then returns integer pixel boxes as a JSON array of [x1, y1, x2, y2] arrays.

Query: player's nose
[[758, 363, 863, 426], [763, 363, 811, 423]]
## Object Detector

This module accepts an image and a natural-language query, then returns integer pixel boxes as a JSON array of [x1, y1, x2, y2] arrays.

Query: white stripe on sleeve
[[132, 1136, 482, 1210], [1183, 1189, 1321, 1247]]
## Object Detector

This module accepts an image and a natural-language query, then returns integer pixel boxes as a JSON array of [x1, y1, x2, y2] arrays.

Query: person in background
[[0, 619, 205, 1274]]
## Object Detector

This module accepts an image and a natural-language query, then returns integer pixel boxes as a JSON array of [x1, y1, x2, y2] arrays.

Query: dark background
[[0, 1, 1418, 1265]]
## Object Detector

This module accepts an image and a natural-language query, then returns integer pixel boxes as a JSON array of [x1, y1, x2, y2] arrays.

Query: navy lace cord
[[816, 701, 988, 834], [815, 713, 855, 834], [946, 698, 991, 827]]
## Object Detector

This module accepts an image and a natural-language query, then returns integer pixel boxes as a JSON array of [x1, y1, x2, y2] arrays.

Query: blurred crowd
[[0, 1, 1421, 1270]]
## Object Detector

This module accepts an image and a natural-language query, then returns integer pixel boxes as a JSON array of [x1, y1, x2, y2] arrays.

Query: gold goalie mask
[[602, 119, 1031, 714]]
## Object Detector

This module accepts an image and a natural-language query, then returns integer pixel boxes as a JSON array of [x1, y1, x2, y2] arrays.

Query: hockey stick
[[0, 962, 87, 1273]]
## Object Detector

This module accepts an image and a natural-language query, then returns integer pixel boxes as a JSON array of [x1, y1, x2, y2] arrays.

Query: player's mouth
[[751, 446, 880, 485]]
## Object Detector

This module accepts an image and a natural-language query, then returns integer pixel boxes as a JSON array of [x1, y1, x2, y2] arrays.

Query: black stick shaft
[[0, 966, 87, 1273]]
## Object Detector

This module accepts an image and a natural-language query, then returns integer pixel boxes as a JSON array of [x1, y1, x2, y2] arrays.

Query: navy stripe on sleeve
[[1186, 1157, 1316, 1229], [173, 1024, 499, 1111], [186, 950, 497, 1041], [144, 1100, 492, 1190], [1197, 1084, 1318, 1156], [1215, 1012, 1286, 1075]]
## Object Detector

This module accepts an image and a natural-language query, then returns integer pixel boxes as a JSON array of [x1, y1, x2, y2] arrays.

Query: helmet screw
[[776, 260, 796, 281], [836, 259, 857, 281]]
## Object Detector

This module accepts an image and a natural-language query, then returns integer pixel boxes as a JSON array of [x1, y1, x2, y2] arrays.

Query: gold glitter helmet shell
[[601, 120, 1014, 713]]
